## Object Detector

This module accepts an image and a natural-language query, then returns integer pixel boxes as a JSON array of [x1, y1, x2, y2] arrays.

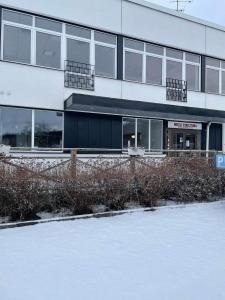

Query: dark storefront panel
[[209, 124, 222, 151], [64, 112, 122, 149]]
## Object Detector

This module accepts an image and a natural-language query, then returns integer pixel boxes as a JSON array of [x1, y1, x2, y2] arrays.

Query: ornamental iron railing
[[64, 60, 95, 91], [166, 78, 187, 102]]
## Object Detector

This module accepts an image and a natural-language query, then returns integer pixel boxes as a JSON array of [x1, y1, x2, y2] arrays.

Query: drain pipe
[[206, 122, 212, 157]]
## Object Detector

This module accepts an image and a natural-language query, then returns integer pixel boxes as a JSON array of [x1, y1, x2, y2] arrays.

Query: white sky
[[146, 0, 225, 26]]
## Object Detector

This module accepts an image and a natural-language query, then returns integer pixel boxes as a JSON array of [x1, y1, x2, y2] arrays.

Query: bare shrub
[[0, 155, 224, 222]]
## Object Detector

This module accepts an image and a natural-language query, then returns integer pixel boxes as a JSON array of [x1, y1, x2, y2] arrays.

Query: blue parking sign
[[215, 154, 225, 169]]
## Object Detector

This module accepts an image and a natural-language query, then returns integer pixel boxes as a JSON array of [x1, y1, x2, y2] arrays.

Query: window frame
[[122, 117, 163, 152], [205, 58, 222, 95], [94, 32, 117, 79]]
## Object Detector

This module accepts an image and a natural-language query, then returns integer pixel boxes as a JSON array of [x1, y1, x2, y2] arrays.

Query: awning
[[64, 93, 225, 123]]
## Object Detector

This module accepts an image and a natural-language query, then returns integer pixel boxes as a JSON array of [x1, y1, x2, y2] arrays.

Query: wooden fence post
[[70, 149, 77, 178]]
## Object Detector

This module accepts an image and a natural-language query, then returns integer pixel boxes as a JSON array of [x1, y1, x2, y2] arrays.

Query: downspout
[[206, 122, 212, 157]]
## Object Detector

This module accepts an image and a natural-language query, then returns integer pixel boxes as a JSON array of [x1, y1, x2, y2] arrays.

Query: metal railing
[[166, 78, 187, 102], [64, 60, 95, 91]]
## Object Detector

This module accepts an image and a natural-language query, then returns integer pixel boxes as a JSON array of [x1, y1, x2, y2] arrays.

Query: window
[[67, 39, 90, 64], [94, 31, 117, 78], [3, 9, 33, 26], [222, 71, 225, 95], [35, 17, 62, 33], [185, 53, 200, 91], [150, 120, 163, 151], [66, 24, 91, 39], [146, 56, 162, 85], [95, 45, 115, 77], [36, 32, 61, 68], [166, 48, 183, 60], [166, 60, 182, 80], [125, 51, 143, 82], [0, 107, 32, 147], [205, 58, 220, 94], [34, 111, 63, 148], [3, 25, 31, 63], [124, 38, 144, 51], [95, 31, 116, 45], [206, 68, 219, 94], [123, 118, 136, 148], [146, 44, 164, 55], [122, 118, 163, 151], [186, 64, 200, 91], [137, 119, 149, 149]]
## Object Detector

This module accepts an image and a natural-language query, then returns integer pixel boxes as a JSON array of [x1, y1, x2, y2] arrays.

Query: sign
[[168, 121, 202, 131], [215, 154, 225, 169]]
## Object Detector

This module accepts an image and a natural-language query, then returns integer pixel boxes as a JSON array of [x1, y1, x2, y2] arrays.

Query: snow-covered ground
[[1, 201, 225, 300]]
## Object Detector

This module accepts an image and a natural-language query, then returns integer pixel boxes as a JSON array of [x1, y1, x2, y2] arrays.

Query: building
[[0, 0, 225, 153]]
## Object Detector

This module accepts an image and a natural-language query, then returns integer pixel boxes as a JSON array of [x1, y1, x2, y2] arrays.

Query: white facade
[[0, 0, 225, 152]]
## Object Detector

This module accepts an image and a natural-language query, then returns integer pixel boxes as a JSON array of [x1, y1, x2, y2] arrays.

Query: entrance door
[[170, 130, 200, 150]]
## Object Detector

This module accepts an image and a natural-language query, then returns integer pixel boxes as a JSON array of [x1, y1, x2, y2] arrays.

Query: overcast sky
[[146, 0, 225, 26]]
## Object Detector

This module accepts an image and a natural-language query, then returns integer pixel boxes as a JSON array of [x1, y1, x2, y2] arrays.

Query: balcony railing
[[166, 78, 187, 102], [64, 60, 95, 91]]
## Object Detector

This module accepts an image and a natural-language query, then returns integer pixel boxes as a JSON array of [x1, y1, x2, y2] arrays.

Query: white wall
[[0, 62, 64, 110], [2, 61, 224, 114], [0, 0, 122, 33], [122, 1, 206, 55]]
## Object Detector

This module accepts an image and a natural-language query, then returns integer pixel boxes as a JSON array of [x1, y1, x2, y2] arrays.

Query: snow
[[1, 201, 225, 300]]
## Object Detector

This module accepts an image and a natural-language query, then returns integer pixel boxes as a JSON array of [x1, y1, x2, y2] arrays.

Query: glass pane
[[0, 107, 32, 147], [150, 120, 163, 151], [166, 48, 183, 59], [95, 45, 115, 78], [66, 24, 91, 39], [206, 57, 220, 68], [35, 17, 62, 32], [123, 118, 136, 148], [67, 39, 90, 64], [186, 53, 200, 63], [3, 25, 31, 64], [34, 111, 63, 148], [125, 51, 143, 82], [222, 71, 225, 94], [124, 38, 144, 51], [36, 32, 61, 68], [146, 56, 162, 85], [166, 60, 182, 80], [206, 68, 219, 94], [137, 119, 149, 149], [186, 64, 200, 91], [146, 44, 164, 55], [3, 9, 33, 26], [94, 31, 116, 45], [221, 61, 225, 69]]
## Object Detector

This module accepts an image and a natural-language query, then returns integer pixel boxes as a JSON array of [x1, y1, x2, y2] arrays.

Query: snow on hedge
[[1, 201, 225, 300]]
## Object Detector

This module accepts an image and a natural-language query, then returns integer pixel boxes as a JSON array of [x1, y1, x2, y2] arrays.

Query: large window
[[123, 117, 163, 151], [1, 9, 117, 77], [67, 39, 90, 64], [36, 32, 61, 68], [0, 107, 32, 147], [206, 58, 220, 94], [125, 51, 143, 82], [0, 106, 63, 149], [95, 31, 117, 78], [34, 111, 63, 148], [123, 118, 136, 148], [3, 25, 31, 63], [205, 57, 225, 95], [185, 53, 200, 91]]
